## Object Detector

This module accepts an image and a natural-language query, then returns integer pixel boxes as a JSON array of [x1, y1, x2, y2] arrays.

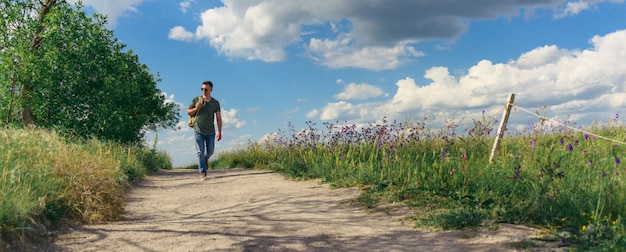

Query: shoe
[[200, 173, 206, 181]]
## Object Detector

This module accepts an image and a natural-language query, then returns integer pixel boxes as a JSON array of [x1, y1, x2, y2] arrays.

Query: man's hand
[[216, 132, 222, 141]]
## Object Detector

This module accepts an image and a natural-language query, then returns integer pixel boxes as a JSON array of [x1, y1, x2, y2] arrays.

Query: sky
[[71, 0, 626, 167]]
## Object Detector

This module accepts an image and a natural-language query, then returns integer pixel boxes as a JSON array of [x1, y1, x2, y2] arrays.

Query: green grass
[[215, 117, 626, 250], [0, 127, 172, 248], [4, 114, 626, 250]]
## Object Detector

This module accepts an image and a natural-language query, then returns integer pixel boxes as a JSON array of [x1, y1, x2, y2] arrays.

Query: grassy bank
[[0, 128, 172, 249], [216, 116, 626, 250]]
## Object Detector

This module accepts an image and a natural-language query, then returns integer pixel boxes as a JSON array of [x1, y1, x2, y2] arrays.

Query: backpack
[[187, 96, 203, 127]]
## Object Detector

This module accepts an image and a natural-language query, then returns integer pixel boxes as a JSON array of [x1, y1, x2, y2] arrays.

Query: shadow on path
[[49, 168, 560, 252]]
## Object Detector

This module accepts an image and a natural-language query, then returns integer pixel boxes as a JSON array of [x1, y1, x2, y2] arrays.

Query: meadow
[[2, 112, 626, 250], [214, 112, 626, 250], [0, 128, 171, 248]]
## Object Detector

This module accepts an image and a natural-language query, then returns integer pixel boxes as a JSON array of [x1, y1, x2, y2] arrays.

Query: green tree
[[0, 0, 179, 144]]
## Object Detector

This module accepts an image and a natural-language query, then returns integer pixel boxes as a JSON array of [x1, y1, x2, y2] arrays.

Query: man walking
[[187, 80, 222, 180]]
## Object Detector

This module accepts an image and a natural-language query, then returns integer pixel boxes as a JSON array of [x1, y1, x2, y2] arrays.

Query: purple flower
[[616, 157, 621, 165], [560, 138, 564, 145], [584, 134, 589, 140], [512, 165, 522, 180], [567, 144, 573, 152], [588, 159, 593, 166]]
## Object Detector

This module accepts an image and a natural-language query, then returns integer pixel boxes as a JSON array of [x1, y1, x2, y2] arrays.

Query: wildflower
[[567, 144, 573, 152], [582, 225, 587, 233], [512, 165, 522, 180], [584, 133, 589, 140], [449, 169, 455, 175], [530, 140, 535, 151], [588, 159, 592, 166], [602, 171, 607, 177], [616, 157, 621, 165], [559, 138, 564, 145]]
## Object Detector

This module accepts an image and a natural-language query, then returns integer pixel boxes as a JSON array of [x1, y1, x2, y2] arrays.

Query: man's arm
[[215, 111, 222, 141], [187, 98, 202, 116], [187, 106, 198, 116]]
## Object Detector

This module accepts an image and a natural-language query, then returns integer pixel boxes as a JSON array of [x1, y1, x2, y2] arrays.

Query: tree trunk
[[20, 0, 57, 127]]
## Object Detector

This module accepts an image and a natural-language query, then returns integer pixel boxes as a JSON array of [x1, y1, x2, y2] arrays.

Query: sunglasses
[[201, 88, 210, 91]]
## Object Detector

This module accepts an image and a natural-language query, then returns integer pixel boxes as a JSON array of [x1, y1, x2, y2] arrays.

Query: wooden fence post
[[489, 93, 515, 164]]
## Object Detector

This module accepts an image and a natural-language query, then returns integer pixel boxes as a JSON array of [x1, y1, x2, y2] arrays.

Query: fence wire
[[512, 104, 626, 146]]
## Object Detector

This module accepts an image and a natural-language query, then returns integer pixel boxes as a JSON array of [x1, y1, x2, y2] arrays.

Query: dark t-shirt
[[188, 96, 221, 135]]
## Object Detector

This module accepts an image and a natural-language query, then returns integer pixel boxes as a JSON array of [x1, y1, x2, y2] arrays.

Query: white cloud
[[170, 0, 623, 70], [179, 0, 195, 13], [161, 92, 177, 105], [188, 1, 306, 61], [306, 38, 424, 70], [222, 108, 246, 129], [306, 109, 319, 118], [168, 26, 195, 41], [69, 0, 144, 27], [334, 82, 387, 101], [318, 101, 386, 121], [309, 29, 626, 127], [71, 0, 623, 69], [555, 0, 624, 18]]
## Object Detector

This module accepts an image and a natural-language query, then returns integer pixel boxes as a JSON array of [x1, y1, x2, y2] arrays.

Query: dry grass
[[1, 127, 171, 248]]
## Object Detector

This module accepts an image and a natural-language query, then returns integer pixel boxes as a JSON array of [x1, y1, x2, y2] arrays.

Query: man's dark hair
[[202, 80, 213, 87]]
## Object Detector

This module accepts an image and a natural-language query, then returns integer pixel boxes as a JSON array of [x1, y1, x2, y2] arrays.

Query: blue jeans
[[195, 131, 215, 174]]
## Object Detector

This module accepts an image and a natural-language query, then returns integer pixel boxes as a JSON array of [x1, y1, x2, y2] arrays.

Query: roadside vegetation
[[1, 0, 178, 250], [215, 113, 626, 250], [0, 128, 172, 249]]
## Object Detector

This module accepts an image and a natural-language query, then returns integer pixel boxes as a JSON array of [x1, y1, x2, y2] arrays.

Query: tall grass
[[217, 114, 626, 249], [0, 128, 172, 247]]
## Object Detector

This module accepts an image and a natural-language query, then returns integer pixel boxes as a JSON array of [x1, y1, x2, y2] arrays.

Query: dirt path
[[49, 168, 561, 251]]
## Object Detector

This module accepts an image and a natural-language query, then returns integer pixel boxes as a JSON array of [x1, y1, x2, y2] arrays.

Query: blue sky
[[72, 0, 626, 167]]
